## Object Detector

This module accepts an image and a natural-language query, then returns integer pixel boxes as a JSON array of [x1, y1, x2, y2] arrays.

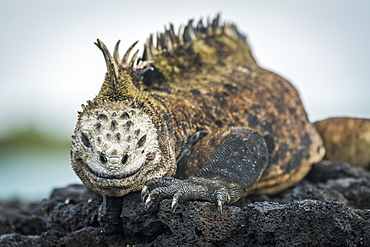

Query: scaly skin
[[315, 117, 370, 169], [71, 15, 325, 212]]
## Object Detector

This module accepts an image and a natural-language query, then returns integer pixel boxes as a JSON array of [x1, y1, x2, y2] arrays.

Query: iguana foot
[[141, 176, 243, 214], [142, 127, 269, 214]]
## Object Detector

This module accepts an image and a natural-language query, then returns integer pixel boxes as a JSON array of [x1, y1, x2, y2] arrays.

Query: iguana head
[[71, 40, 176, 197]]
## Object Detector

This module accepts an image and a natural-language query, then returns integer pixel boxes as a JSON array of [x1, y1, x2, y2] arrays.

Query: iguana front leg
[[141, 127, 269, 213]]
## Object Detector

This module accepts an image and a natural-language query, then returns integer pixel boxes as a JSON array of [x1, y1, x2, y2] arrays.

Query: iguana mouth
[[85, 164, 139, 179], [77, 158, 141, 180]]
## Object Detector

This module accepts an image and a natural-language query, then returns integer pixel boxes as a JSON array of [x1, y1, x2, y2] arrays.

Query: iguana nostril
[[99, 153, 108, 164], [122, 154, 129, 165]]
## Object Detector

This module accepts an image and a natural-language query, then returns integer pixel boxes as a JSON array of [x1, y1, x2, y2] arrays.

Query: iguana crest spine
[[94, 14, 246, 102]]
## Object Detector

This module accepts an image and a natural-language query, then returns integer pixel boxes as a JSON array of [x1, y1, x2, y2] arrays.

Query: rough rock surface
[[1, 160, 369, 246]]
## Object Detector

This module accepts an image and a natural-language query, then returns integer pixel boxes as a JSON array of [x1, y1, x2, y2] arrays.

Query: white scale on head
[[77, 105, 160, 178]]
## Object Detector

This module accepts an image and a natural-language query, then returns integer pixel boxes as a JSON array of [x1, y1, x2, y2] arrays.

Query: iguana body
[[71, 15, 325, 212]]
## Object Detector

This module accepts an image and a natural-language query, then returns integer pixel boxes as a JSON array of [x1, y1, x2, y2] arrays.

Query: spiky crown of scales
[[94, 14, 246, 102]]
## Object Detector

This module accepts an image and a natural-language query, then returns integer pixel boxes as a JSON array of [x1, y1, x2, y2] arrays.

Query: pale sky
[[1, 0, 369, 138]]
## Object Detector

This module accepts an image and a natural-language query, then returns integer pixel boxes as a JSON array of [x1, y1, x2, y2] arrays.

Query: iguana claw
[[171, 197, 179, 213], [144, 194, 153, 211], [215, 189, 227, 214], [217, 200, 223, 215], [141, 186, 149, 202]]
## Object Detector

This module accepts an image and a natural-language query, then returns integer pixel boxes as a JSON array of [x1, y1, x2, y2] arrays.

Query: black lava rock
[[1, 160, 369, 246]]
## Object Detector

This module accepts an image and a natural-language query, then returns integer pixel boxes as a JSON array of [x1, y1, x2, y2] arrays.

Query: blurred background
[[1, 0, 369, 201]]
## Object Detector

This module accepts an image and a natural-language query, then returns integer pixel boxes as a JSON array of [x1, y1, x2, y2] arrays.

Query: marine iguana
[[71, 14, 326, 213]]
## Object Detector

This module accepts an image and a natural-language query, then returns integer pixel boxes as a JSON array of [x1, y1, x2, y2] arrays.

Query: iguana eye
[[121, 154, 128, 165], [99, 153, 108, 164], [81, 132, 91, 148]]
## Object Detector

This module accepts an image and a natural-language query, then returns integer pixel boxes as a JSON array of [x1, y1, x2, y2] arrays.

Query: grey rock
[[0, 160, 369, 246]]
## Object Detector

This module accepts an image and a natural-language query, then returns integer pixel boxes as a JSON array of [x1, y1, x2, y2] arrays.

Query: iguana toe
[[143, 176, 239, 213]]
